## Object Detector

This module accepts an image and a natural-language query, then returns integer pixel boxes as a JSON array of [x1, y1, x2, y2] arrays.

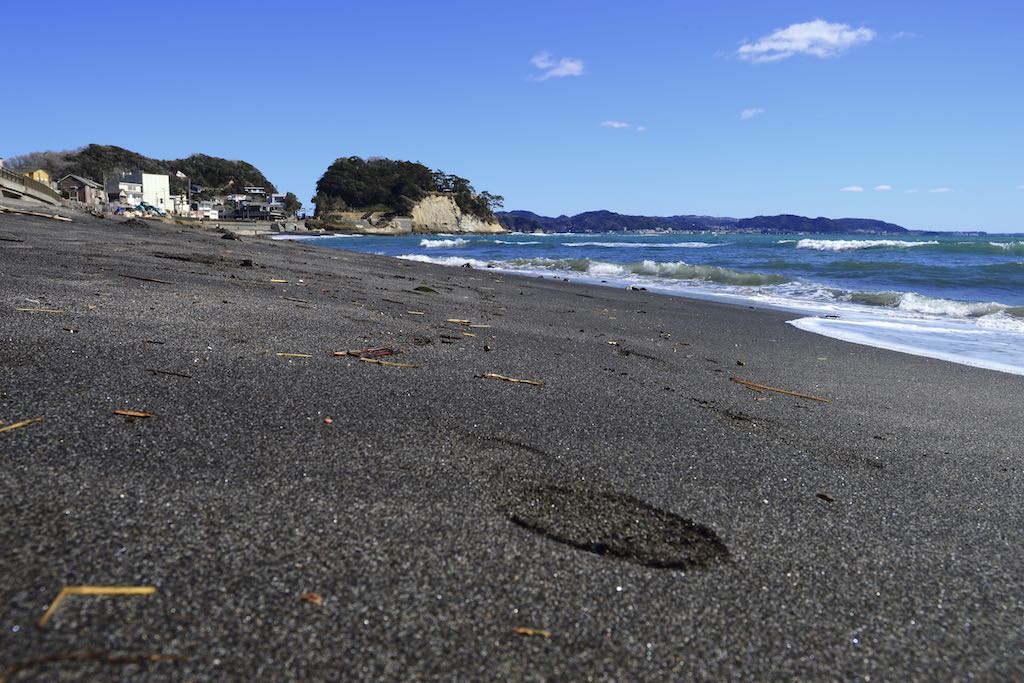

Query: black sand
[[1, 209, 1022, 680]]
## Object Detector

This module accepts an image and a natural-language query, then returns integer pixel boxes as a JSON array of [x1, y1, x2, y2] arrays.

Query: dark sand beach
[[1, 207, 1022, 680]]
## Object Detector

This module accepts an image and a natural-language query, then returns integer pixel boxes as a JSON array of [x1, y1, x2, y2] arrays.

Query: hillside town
[[0, 157, 301, 222]]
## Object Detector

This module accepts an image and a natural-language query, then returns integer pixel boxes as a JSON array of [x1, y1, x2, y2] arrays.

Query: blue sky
[[3, 1, 1022, 231]]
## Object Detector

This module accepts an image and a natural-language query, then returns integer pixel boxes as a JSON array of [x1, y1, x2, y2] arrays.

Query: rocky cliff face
[[315, 194, 504, 235], [408, 194, 504, 234]]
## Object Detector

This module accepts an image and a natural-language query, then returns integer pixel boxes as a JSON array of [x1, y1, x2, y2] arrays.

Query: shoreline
[[2, 208, 1023, 679], [274, 231, 1024, 378]]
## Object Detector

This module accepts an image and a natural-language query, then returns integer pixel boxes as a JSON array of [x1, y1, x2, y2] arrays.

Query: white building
[[105, 171, 171, 212]]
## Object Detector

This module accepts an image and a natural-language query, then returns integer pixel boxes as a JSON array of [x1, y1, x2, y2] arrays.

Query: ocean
[[275, 231, 1024, 376]]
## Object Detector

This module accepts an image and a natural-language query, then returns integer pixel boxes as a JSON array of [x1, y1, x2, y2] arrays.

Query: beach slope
[[1, 209, 1021, 680]]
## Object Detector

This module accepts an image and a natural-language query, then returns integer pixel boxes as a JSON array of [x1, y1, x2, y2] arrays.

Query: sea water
[[275, 232, 1024, 376]]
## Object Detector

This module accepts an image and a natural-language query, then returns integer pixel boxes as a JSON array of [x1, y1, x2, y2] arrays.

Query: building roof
[[59, 173, 103, 189]]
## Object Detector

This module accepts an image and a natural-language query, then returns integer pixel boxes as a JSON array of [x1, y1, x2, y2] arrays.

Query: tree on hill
[[283, 192, 302, 215], [313, 156, 501, 220], [5, 145, 276, 196]]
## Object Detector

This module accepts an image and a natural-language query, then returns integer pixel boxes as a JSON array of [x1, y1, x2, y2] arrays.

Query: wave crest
[[796, 239, 938, 251], [420, 238, 470, 248], [564, 241, 721, 249]]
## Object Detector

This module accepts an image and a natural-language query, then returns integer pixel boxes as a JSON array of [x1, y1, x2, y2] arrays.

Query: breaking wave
[[796, 239, 939, 251], [564, 241, 722, 249], [420, 238, 470, 248]]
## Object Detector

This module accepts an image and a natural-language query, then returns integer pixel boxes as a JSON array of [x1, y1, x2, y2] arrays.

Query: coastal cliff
[[313, 194, 505, 235], [312, 156, 504, 234], [409, 194, 504, 233]]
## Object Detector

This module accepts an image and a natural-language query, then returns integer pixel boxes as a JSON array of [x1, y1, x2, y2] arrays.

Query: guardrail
[[0, 166, 63, 202]]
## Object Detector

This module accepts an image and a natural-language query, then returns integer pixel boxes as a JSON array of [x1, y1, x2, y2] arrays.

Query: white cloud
[[929, 187, 953, 193], [874, 184, 893, 191], [738, 19, 876, 63], [740, 108, 765, 120], [601, 120, 646, 132], [840, 185, 865, 192], [892, 31, 917, 40], [530, 51, 585, 81]]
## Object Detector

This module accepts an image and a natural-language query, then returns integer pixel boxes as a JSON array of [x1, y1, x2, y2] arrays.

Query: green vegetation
[[5, 144, 276, 196], [313, 156, 502, 220], [283, 192, 302, 215]]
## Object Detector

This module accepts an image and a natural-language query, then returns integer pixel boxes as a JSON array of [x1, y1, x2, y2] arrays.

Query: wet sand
[[1, 207, 1022, 680]]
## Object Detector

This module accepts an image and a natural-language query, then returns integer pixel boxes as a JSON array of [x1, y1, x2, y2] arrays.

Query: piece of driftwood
[[276, 352, 312, 358], [117, 274, 173, 285], [14, 307, 64, 313], [446, 318, 471, 325], [270, 278, 288, 283], [0, 417, 43, 434], [406, 310, 425, 315], [37, 586, 156, 628], [358, 357, 419, 368], [145, 368, 192, 379], [479, 373, 544, 387], [332, 347, 397, 359], [512, 626, 551, 638], [0, 651, 186, 682], [730, 377, 831, 403], [113, 409, 156, 418], [0, 206, 72, 222]]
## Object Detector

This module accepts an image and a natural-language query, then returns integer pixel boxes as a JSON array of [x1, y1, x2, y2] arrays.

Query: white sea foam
[[796, 239, 939, 251], [564, 241, 721, 248], [989, 241, 1024, 250], [397, 254, 493, 268], [271, 233, 360, 240], [493, 239, 541, 245], [391, 250, 1024, 375], [896, 292, 1007, 318], [789, 316, 1024, 376], [420, 238, 470, 248]]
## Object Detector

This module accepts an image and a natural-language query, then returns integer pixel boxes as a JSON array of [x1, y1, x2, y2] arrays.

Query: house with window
[[58, 174, 106, 207], [105, 171, 170, 211]]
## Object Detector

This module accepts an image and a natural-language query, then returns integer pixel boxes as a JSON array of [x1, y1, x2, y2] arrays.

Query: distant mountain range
[[496, 210, 908, 234]]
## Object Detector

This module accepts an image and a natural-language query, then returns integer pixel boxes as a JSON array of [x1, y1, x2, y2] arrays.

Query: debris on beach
[[36, 585, 156, 628], [299, 592, 323, 606], [406, 310, 425, 315], [446, 318, 471, 325], [117, 274, 173, 285], [112, 409, 156, 418], [14, 307, 64, 314], [478, 373, 544, 387], [359, 357, 419, 368], [145, 368, 192, 379], [0, 651, 186, 681], [276, 352, 313, 358], [0, 417, 44, 434], [332, 347, 398, 359], [512, 626, 551, 639], [283, 297, 309, 304], [730, 377, 831, 403], [0, 205, 72, 222], [816, 492, 836, 503], [413, 286, 437, 293], [270, 278, 288, 283]]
